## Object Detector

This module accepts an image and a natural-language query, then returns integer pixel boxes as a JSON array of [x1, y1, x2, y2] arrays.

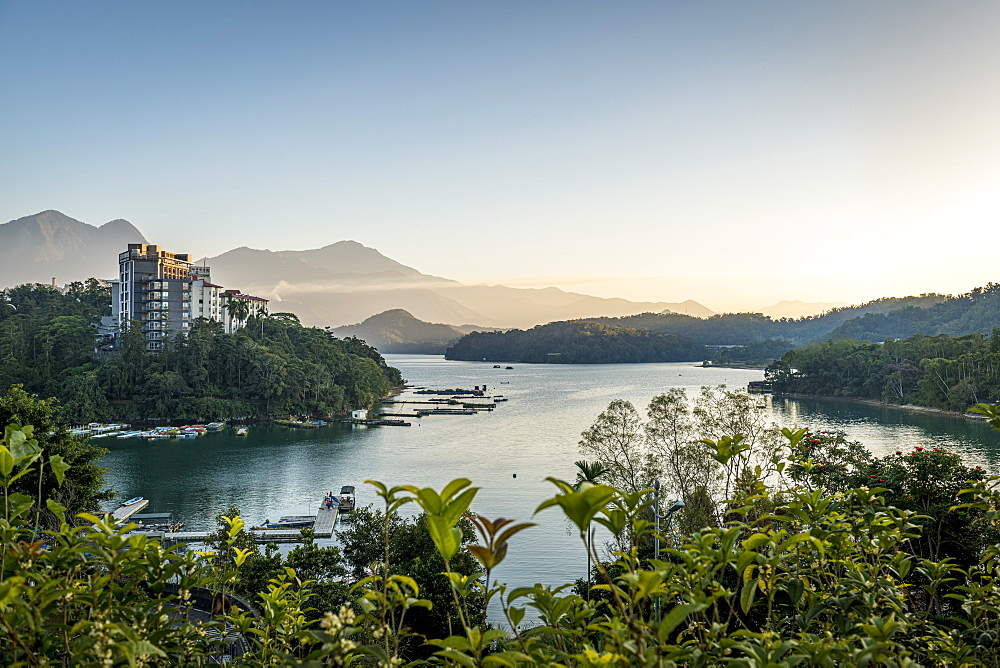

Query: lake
[[99, 355, 1000, 593]]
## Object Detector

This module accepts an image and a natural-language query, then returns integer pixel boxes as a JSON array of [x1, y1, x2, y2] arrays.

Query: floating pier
[[129, 529, 307, 544], [314, 498, 339, 537], [112, 499, 149, 523]]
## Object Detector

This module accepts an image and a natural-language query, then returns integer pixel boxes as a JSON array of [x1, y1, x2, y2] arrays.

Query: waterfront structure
[[114, 244, 268, 350]]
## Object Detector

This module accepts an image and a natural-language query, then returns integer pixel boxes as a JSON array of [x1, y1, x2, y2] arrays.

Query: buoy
[[512, 473, 517, 478]]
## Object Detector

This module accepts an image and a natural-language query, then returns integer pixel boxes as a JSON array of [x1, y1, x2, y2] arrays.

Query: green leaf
[[426, 515, 462, 560], [0, 445, 13, 477], [658, 602, 705, 642], [49, 454, 70, 486], [740, 578, 759, 614], [9, 433, 40, 461], [508, 606, 525, 628], [785, 578, 804, 605], [8, 492, 35, 520], [133, 640, 167, 658], [46, 498, 67, 525]]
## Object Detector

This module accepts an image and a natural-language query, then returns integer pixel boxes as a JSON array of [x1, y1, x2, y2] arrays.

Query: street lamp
[[653, 480, 685, 621], [653, 480, 685, 561]]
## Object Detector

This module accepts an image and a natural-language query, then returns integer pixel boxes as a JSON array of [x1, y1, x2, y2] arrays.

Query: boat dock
[[112, 499, 149, 522], [116, 494, 342, 544], [129, 528, 308, 544], [314, 499, 339, 537]]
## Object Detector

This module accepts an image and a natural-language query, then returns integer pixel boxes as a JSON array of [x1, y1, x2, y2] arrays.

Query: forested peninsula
[[444, 320, 705, 363], [0, 281, 403, 422], [765, 331, 1000, 412]]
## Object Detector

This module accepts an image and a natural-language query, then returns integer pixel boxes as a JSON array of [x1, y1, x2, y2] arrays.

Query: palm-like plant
[[223, 298, 251, 332], [574, 460, 610, 488]]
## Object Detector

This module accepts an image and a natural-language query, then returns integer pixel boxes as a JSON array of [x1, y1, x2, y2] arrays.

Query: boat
[[120, 496, 144, 506], [338, 486, 356, 513], [236, 427, 249, 435], [505, 366, 514, 370], [205, 422, 226, 431], [493, 365, 501, 368], [493, 395, 508, 402], [253, 518, 315, 530]]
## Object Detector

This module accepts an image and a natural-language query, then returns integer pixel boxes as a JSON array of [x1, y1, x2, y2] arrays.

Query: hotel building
[[114, 244, 268, 351]]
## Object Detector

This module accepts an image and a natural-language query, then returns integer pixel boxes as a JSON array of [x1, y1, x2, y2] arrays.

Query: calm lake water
[[99, 355, 1000, 593]]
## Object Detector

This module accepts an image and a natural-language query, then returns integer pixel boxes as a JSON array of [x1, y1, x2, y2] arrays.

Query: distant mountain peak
[[0, 210, 147, 286]]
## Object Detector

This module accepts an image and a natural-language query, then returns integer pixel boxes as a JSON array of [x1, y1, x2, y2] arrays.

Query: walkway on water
[[112, 499, 149, 522], [123, 496, 341, 544]]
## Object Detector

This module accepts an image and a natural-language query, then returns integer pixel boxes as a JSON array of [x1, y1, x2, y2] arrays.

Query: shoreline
[[773, 392, 985, 420]]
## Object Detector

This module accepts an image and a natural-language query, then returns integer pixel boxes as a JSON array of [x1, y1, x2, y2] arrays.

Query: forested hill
[[444, 320, 705, 363], [584, 293, 950, 345], [765, 331, 1000, 412], [331, 309, 468, 354], [817, 284, 1000, 342], [0, 281, 402, 422]]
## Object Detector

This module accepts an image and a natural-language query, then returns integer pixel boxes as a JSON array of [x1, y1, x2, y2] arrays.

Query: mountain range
[[0, 210, 850, 329], [0, 210, 720, 328], [201, 243, 715, 328]]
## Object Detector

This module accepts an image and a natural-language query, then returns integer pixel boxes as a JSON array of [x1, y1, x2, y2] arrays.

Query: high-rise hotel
[[113, 244, 267, 351]]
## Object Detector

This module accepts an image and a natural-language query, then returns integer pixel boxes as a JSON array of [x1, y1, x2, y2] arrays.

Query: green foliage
[[0, 281, 403, 422], [445, 320, 706, 363], [790, 430, 995, 566], [708, 338, 795, 365], [766, 332, 1000, 411], [0, 386, 112, 526], [9, 404, 1000, 665], [339, 502, 485, 655], [580, 387, 782, 533]]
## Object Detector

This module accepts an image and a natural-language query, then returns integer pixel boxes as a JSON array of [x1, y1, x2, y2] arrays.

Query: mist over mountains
[[202, 242, 715, 328], [0, 210, 726, 328], [0, 210, 852, 329]]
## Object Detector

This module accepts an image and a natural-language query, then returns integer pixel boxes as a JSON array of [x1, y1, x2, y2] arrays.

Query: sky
[[2, 1, 1000, 313]]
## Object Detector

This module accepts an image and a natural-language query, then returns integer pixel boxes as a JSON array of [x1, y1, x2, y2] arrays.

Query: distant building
[[220, 289, 269, 334], [189, 265, 225, 323], [113, 244, 268, 351]]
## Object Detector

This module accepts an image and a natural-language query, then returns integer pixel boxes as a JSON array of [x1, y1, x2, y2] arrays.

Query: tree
[[0, 386, 113, 526], [339, 505, 484, 654], [224, 298, 251, 332], [579, 399, 654, 495]]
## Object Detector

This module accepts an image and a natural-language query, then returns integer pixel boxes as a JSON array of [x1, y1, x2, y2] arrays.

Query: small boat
[[254, 518, 315, 530], [236, 427, 249, 435], [493, 365, 501, 368], [205, 422, 226, 431], [505, 366, 514, 370], [493, 395, 508, 402], [338, 486, 356, 513], [121, 496, 144, 506]]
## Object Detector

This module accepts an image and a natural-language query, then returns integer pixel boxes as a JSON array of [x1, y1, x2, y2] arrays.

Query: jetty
[[314, 500, 338, 537], [112, 498, 149, 523], [335, 418, 411, 426], [130, 528, 307, 544], [119, 494, 341, 544]]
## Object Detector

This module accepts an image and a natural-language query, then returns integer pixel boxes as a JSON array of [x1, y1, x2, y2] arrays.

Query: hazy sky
[[3, 1, 999, 313]]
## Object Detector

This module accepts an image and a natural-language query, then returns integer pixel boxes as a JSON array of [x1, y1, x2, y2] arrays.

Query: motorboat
[[338, 486, 356, 513]]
